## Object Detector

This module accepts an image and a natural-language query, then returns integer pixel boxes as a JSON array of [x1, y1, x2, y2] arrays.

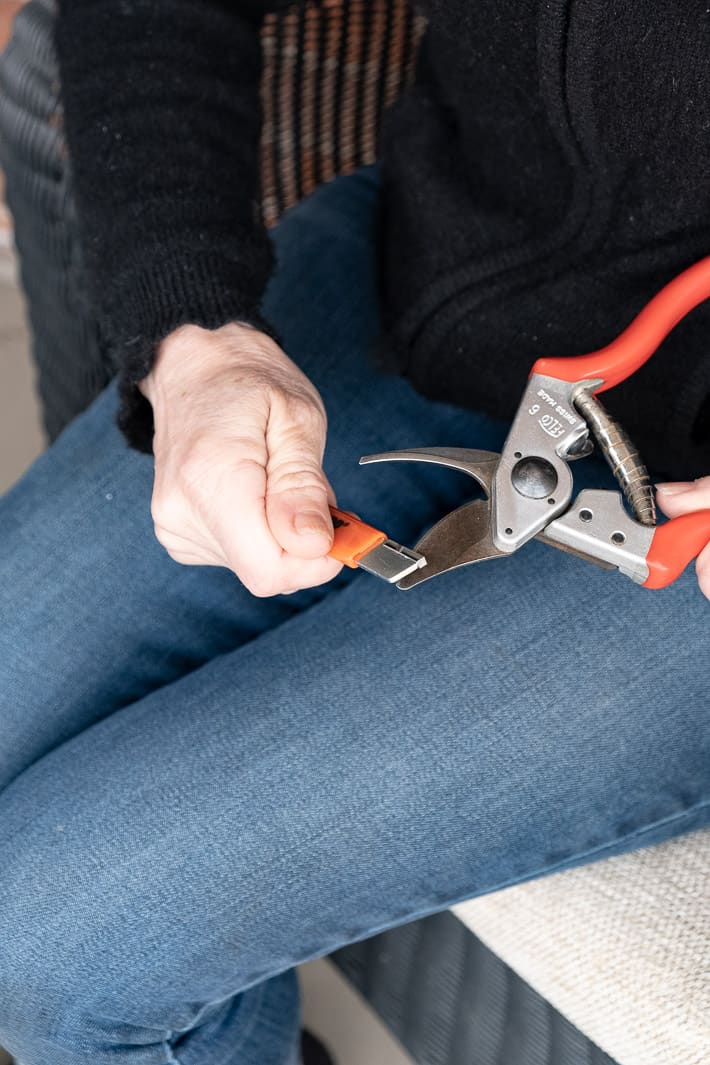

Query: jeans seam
[[484, 794, 710, 893], [229, 982, 268, 1058], [165, 982, 268, 1065], [211, 792, 710, 947], [233, 795, 710, 991]]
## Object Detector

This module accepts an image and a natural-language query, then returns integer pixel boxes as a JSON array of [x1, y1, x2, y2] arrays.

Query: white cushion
[[453, 830, 710, 1065]]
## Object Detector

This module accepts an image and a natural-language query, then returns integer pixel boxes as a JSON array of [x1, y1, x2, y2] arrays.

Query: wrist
[[139, 321, 262, 403]]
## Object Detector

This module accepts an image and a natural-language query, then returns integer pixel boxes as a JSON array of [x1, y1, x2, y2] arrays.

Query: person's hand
[[656, 477, 710, 599], [139, 322, 343, 596]]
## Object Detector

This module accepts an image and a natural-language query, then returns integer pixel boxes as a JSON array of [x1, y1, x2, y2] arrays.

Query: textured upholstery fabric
[[454, 831, 710, 1065]]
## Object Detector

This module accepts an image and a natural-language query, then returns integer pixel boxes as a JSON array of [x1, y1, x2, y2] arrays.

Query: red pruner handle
[[531, 255, 710, 392], [644, 510, 710, 589]]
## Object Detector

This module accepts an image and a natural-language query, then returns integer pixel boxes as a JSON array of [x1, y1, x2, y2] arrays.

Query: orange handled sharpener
[[328, 256, 710, 591], [327, 506, 426, 583]]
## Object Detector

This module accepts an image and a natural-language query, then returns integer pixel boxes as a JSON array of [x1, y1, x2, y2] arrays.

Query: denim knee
[[0, 867, 297, 1065], [0, 884, 82, 1063], [0, 846, 179, 1065]]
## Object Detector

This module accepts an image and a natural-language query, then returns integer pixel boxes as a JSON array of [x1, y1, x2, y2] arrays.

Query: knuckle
[[268, 460, 328, 495], [152, 524, 171, 550], [228, 453, 268, 480], [151, 490, 185, 533], [152, 529, 186, 565], [692, 476, 710, 504], [281, 390, 326, 434]]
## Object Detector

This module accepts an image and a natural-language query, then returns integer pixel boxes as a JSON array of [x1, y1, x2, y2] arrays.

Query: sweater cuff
[[102, 251, 278, 452]]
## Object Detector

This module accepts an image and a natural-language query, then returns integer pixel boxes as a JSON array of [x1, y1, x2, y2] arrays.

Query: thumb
[[656, 475, 710, 518], [265, 402, 335, 559]]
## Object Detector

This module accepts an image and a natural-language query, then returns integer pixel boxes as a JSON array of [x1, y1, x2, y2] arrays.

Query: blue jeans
[[0, 168, 708, 1065]]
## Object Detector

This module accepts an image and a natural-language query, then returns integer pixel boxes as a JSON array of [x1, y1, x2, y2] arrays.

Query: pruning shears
[[327, 256, 710, 590]]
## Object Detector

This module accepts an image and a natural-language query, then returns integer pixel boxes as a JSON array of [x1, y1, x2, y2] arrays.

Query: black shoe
[[300, 1028, 336, 1065]]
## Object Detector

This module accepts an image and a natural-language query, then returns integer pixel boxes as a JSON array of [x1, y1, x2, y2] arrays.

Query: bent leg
[[0, 529, 706, 1064]]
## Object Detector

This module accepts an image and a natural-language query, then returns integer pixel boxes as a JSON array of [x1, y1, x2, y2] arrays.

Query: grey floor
[[0, 254, 43, 493], [0, 243, 413, 1064]]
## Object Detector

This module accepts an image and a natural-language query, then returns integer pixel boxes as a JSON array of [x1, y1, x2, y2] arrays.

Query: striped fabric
[[333, 912, 618, 1065], [260, 0, 424, 226], [0, 0, 107, 442]]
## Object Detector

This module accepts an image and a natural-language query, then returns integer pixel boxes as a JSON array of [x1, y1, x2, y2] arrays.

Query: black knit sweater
[[56, 0, 710, 478]]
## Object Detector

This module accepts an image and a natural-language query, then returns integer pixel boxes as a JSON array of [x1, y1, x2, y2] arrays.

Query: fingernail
[[295, 511, 331, 537], [656, 482, 694, 496]]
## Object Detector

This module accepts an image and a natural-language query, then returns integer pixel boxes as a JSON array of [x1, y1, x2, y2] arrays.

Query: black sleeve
[[55, 0, 286, 451]]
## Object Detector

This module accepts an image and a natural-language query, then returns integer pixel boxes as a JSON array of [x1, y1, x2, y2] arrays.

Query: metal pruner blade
[[359, 448, 507, 588]]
